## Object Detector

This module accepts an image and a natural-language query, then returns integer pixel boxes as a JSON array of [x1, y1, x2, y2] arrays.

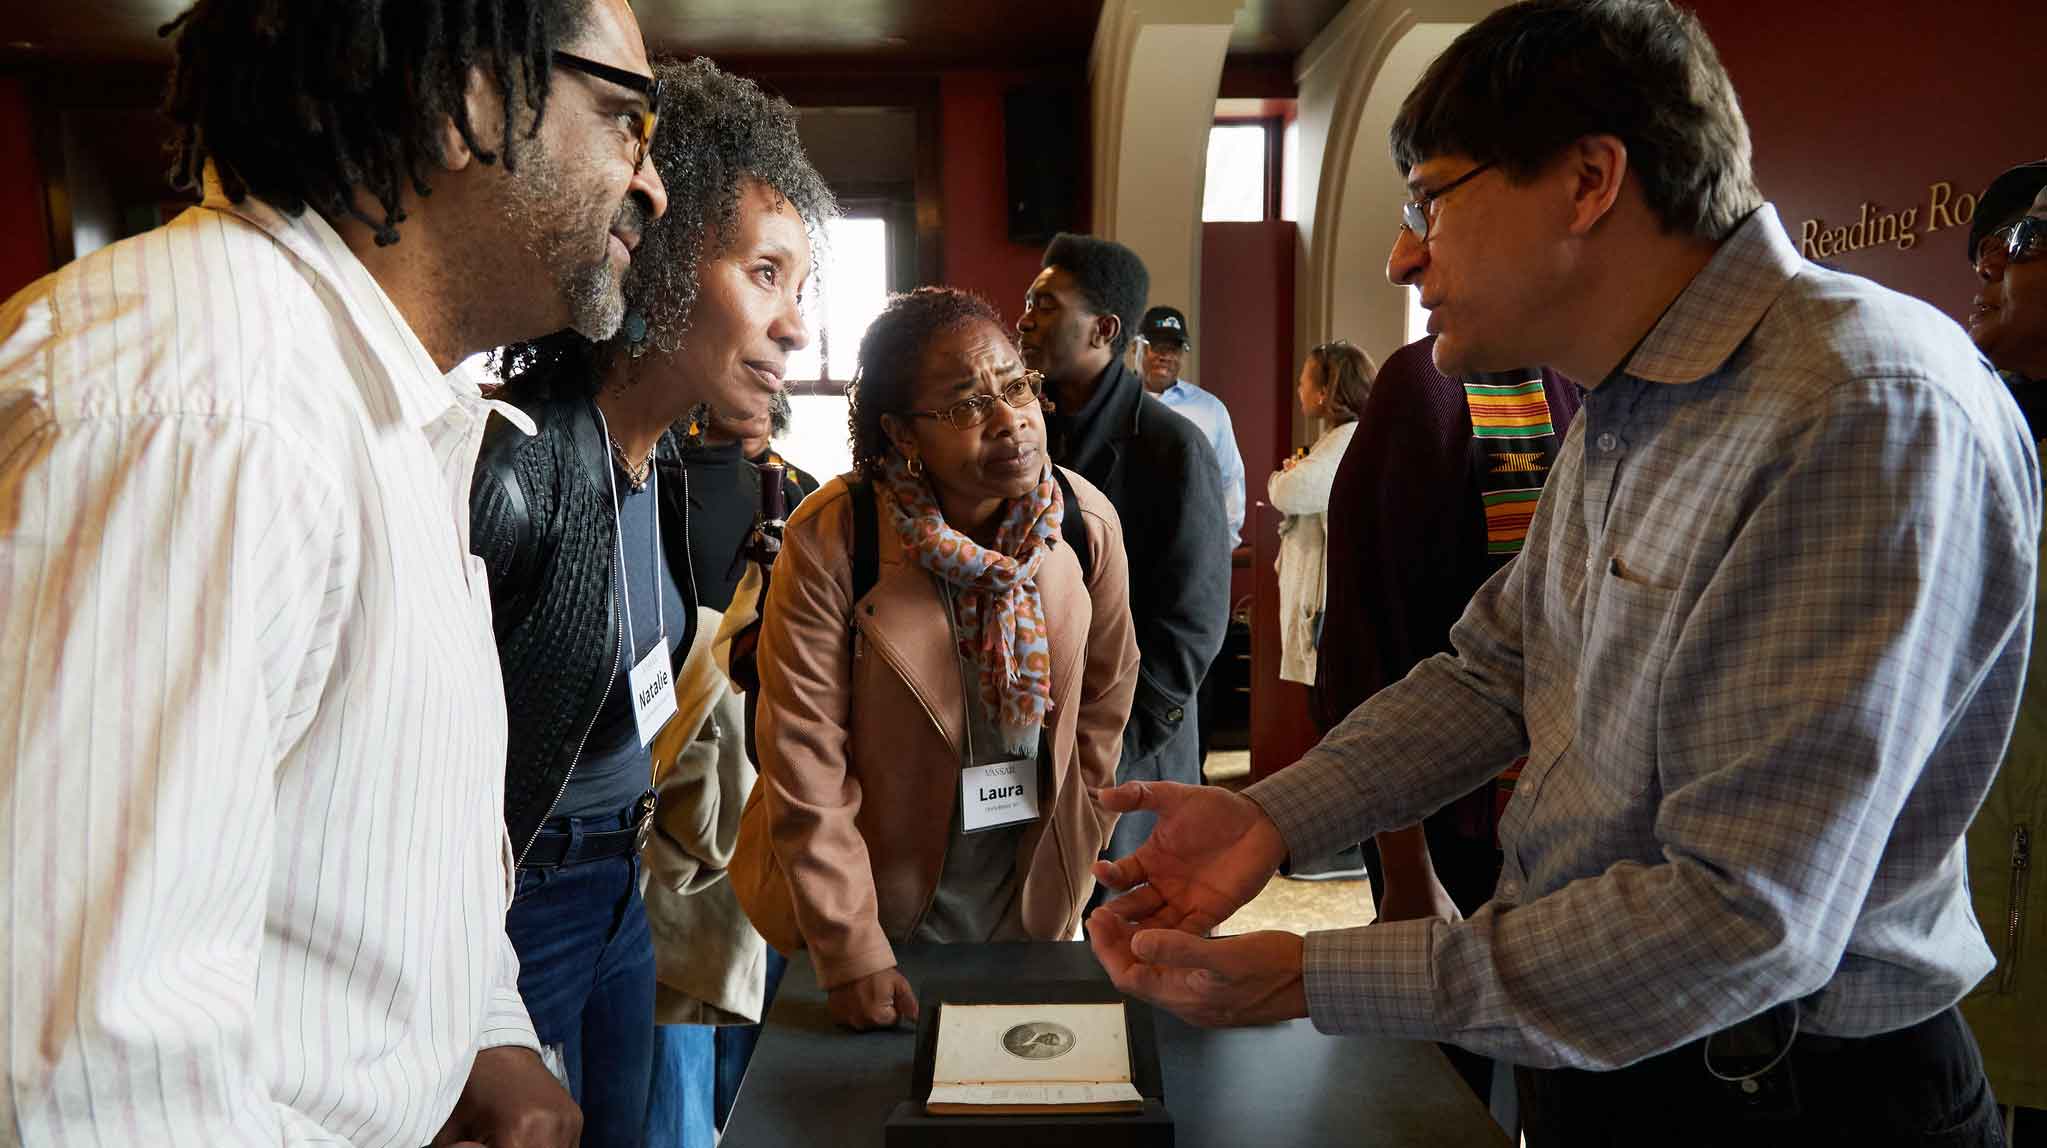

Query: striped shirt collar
[[199, 168, 504, 433], [1622, 203, 1802, 387]]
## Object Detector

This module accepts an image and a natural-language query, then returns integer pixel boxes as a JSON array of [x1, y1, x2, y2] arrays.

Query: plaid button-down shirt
[[1248, 204, 2042, 1070]]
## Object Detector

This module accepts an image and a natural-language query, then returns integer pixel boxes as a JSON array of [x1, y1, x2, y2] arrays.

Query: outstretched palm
[[1091, 781, 1288, 936]]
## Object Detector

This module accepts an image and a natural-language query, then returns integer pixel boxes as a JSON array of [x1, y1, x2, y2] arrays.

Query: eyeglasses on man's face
[[906, 370, 1047, 431], [1977, 216, 2047, 275], [1400, 161, 1496, 242], [552, 50, 662, 172]]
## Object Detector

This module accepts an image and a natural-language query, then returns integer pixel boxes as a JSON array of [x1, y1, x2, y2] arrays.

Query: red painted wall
[[0, 77, 52, 301], [937, 71, 1085, 321], [1200, 220, 1316, 778], [1686, 0, 2047, 322]]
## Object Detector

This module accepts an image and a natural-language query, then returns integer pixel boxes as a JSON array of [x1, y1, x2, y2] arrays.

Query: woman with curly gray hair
[[470, 57, 837, 1148]]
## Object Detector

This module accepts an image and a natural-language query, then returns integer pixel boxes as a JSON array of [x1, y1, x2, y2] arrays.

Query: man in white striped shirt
[[0, 1, 669, 1145]]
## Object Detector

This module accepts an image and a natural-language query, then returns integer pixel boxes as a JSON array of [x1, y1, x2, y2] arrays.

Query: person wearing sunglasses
[[477, 58, 836, 1148], [1087, 3, 2033, 1145], [1960, 162, 2047, 1141], [731, 288, 1140, 1031], [1968, 162, 2047, 402]]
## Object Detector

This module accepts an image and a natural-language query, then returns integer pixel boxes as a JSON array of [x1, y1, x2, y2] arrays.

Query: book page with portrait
[[926, 1002, 1145, 1114]]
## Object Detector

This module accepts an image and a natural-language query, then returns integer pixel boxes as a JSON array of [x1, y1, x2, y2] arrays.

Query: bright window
[[780, 395, 854, 485], [1405, 285, 1429, 345], [785, 216, 891, 384], [1280, 118, 1300, 223], [1202, 124, 1268, 222], [775, 214, 890, 483]]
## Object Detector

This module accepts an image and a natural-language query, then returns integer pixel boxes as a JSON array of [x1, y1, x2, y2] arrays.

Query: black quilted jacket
[[469, 387, 699, 860]]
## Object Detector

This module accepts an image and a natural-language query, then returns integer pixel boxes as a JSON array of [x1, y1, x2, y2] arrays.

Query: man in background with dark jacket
[[1019, 234, 1231, 858]]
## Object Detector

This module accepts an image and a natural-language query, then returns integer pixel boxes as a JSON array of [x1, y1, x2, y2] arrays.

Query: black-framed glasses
[[1400, 161, 1495, 242], [552, 50, 662, 172], [1978, 216, 2047, 274], [906, 370, 1046, 431]]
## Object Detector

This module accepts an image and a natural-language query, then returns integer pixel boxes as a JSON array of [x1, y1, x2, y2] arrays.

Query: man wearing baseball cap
[[1961, 160, 2047, 1140], [1138, 306, 1247, 548]]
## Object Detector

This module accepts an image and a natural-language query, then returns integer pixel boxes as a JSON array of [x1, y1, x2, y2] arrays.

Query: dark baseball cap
[[1968, 160, 2047, 263], [1139, 305, 1191, 346]]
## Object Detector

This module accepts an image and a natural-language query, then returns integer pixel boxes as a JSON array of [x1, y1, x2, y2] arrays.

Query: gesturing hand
[[1088, 781, 1288, 937], [827, 966, 919, 1031], [430, 1045, 581, 1148], [1088, 917, 1309, 1029]]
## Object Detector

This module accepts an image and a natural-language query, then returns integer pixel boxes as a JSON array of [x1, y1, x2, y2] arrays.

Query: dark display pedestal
[[884, 979, 1173, 1147]]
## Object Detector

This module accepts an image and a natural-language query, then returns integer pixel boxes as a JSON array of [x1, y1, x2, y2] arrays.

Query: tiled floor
[[1216, 871, 1376, 936], [1202, 749, 1252, 785], [1196, 753, 1379, 936]]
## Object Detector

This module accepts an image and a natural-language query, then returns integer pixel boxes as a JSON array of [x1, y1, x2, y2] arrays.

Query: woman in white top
[[1269, 340, 1377, 685]]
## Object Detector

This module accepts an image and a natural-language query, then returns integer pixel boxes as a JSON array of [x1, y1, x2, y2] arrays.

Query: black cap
[[1969, 160, 2047, 262], [1139, 305, 1191, 347]]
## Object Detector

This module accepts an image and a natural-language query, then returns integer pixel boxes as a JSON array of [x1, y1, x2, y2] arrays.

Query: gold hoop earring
[[905, 455, 925, 478]]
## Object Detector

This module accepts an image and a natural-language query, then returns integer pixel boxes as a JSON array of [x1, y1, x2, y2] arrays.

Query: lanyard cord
[[593, 404, 665, 659], [1702, 1002, 1799, 1088], [939, 580, 976, 768]]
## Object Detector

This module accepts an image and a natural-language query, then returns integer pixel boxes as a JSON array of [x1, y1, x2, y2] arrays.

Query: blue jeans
[[505, 848, 655, 1148], [645, 949, 788, 1148]]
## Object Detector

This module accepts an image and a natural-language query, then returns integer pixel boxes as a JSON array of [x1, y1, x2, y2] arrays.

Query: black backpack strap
[[1052, 467, 1094, 584], [849, 478, 879, 606]]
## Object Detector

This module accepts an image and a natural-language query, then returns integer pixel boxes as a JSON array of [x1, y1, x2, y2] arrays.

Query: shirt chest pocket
[[1576, 559, 1683, 798]]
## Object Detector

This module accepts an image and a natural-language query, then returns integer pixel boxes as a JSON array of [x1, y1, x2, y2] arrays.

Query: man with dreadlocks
[[474, 57, 837, 1148], [0, 1, 668, 1145]]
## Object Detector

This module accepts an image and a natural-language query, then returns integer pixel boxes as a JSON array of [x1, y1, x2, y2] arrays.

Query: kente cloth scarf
[[875, 453, 1063, 741]]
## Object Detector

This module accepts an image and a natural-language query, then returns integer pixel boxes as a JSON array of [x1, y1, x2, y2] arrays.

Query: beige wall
[[1286, 0, 1500, 447], [1090, 0, 1243, 385], [1082, 0, 1504, 407]]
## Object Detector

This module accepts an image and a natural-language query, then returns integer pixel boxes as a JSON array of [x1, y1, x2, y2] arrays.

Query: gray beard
[[504, 141, 625, 341], [561, 257, 624, 340]]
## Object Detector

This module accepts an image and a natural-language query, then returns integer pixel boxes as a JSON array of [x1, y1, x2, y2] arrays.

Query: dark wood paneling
[[1219, 53, 1297, 100], [0, 0, 1107, 65], [1230, 0, 1351, 54], [4, 0, 1345, 67], [1198, 220, 1315, 779], [638, 0, 1102, 67]]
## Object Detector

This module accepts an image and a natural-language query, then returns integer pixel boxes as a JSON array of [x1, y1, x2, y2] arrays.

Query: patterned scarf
[[875, 453, 1063, 741]]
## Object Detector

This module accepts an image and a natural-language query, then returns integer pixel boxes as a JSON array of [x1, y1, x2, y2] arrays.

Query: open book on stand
[[887, 979, 1172, 1147], [926, 1002, 1144, 1115]]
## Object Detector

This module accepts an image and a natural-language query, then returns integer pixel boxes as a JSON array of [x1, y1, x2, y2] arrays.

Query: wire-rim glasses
[[1401, 161, 1496, 242], [906, 370, 1047, 431]]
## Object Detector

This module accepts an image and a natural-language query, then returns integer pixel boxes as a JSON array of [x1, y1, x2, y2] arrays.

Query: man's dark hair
[[495, 56, 838, 398], [848, 288, 1005, 476], [1041, 233, 1149, 357], [162, 0, 592, 246], [1391, 0, 1762, 241]]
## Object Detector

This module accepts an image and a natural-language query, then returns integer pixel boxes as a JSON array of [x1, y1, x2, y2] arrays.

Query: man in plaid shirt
[[1088, 3, 2034, 1143]]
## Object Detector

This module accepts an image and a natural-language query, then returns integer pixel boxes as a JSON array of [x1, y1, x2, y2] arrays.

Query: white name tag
[[629, 643, 678, 748], [961, 758, 1041, 833]]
